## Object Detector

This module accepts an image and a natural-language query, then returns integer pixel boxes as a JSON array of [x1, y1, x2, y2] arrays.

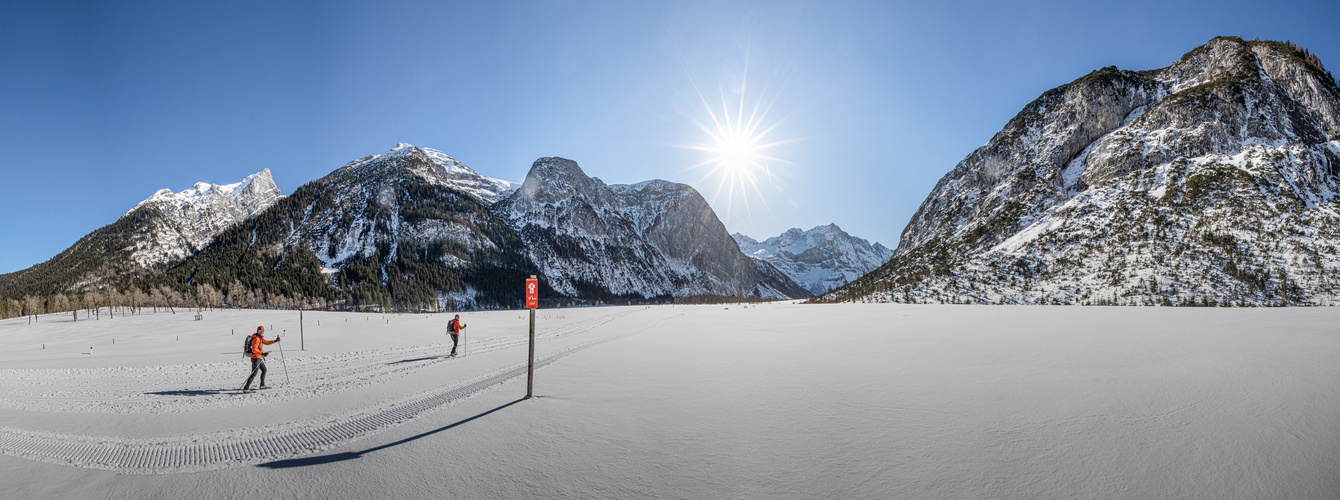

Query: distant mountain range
[[0, 143, 813, 312], [823, 37, 1340, 306], [733, 225, 892, 295]]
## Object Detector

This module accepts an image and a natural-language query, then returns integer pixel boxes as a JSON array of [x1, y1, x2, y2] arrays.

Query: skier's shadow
[[257, 397, 527, 469], [386, 356, 440, 365], [146, 389, 227, 396]]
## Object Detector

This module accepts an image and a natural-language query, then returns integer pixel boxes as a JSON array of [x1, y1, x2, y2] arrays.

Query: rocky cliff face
[[495, 157, 810, 300], [826, 37, 1340, 306], [124, 169, 283, 267], [734, 224, 893, 295]]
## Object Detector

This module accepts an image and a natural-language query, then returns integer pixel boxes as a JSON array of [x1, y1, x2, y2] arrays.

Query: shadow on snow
[[386, 356, 442, 365], [256, 397, 527, 469], [145, 389, 230, 396]]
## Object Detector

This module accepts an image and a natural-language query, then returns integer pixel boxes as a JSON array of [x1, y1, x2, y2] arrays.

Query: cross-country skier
[[448, 314, 466, 356], [243, 326, 280, 393]]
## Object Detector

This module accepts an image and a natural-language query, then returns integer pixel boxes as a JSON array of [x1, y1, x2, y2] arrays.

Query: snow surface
[[2, 305, 1337, 498]]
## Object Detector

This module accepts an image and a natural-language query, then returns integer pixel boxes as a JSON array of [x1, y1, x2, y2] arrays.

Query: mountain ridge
[[1, 144, 809, 315]]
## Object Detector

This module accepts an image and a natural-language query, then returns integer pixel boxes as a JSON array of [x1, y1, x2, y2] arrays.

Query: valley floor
[[1, 303, 1337, 498]]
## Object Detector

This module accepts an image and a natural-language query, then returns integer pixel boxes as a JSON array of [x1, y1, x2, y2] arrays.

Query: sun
[[683, 64, 793, 223]]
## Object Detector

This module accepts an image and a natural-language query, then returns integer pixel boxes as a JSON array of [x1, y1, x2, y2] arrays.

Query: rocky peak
[[895, 36, 1340, 258], [510, 157, 617, 210], [496, 157, 808, 300], [335, 143, 515, 204], [824, 37, 1340, 307]]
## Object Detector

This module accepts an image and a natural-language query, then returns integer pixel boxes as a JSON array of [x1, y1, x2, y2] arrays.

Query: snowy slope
[[827, 37, 1340, 306], [734, 224, 893, 295], [2, 305, 1337, 498]]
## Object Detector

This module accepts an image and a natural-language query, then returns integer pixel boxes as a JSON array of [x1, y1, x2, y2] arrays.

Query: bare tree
[[22, 295, 40, 323], [149, 287, 165, 313], [199, 283, 222, 310]]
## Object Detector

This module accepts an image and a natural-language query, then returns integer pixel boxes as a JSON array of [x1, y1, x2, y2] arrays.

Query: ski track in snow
[[0, 309, 667, 474]]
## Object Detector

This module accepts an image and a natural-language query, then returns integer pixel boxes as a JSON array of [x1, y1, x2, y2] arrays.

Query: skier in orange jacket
[[448, 314, 466, 356], [243, 326, 280, 392]]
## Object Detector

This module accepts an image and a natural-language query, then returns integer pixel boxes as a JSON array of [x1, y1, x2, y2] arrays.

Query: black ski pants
[[244, 357, 267, 389], [449, 333, 459, 355]]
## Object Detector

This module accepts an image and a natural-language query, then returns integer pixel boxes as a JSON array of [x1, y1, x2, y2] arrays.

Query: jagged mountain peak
[[119, 169, 284, 267], [129, 168, 278, 217]]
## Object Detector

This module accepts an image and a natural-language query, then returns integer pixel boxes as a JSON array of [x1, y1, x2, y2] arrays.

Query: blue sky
[[2, 0, 1338, 274]]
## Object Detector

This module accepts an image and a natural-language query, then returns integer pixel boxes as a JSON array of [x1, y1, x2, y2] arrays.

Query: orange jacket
[[448, 318, 464, 335], [250, 335, 277, 358]]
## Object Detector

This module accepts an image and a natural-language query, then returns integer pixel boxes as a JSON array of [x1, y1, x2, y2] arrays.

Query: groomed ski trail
[[0, 312, 678, 474]]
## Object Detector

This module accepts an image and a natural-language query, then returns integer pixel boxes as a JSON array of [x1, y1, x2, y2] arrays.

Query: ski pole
[[278, 337, 290, 385]]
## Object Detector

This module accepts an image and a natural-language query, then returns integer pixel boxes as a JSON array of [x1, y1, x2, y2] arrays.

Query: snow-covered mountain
[[286, 143, 517, 271], [494, 157, 810, 300], [181, 143, 533, 309], [0, 169, 284, 297], [733, 224, 893, 295], [123, 169, 283, 267], [824, 37, 1340, 306]]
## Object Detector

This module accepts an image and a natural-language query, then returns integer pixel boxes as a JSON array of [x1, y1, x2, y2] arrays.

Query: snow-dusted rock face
[[281, 144, 519, 270], [734, 224, 893, 295], [495, 157, 810, 299], [123, 169, 283, 267], [827, 37, 1340, 306], [385, 142, 516, 203]]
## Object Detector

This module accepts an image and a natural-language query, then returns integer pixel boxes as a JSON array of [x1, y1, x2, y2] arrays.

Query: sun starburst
[[682, 58, 796, 225]]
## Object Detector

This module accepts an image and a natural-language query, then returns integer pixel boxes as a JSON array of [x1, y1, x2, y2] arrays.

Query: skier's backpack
[[242, 334, 254, 358], [448, 320, 458, 334]]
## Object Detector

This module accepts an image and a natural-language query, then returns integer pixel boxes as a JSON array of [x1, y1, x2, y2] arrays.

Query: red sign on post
[[525, 277, 539, 309]]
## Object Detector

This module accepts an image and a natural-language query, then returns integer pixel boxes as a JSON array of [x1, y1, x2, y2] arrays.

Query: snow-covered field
[[2, 303, 1337, 498]]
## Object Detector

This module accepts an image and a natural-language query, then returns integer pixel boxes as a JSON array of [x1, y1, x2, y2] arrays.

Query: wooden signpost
[[526, 276, 538, 398]]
